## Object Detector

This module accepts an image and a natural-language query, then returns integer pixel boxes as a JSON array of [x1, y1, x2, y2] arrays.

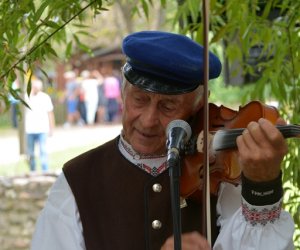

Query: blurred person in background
[[25, 78, 55, 172], [80, 70, 99, 125], [63, 71, 83, 127], [76, 75, 87, 125], [103, 71, 121, 123], [90, 69, 107, 124], [8, 79, 20, 128]]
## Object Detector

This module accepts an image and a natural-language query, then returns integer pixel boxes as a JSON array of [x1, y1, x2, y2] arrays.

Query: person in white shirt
[[80, 70, 99, 125], [31, 31, 294, 250], [25, 78, 55, 172]]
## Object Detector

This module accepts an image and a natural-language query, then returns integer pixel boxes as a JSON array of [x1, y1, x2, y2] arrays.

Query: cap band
[[123, 63, 198, 94]]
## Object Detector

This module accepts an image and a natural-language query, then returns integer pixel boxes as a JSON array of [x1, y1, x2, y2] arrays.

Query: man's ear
[[192, 89, 210, 115], [192, 100, 202, 116], [191, 87, 210, 115]]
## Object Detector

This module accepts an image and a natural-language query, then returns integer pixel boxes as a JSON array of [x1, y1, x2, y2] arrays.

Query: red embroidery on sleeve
[[242, 200, 281, 226]]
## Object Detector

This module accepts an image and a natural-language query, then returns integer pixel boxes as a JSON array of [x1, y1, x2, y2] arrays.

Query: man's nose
[[141, 106, 160, 127]]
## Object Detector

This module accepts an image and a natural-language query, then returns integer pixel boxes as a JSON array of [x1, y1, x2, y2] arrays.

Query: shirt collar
[[118, 133, 168, 176]]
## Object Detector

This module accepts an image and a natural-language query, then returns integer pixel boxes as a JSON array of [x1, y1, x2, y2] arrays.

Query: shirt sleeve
[[30, 173, 85, 250], [213, 182, 295, 250]]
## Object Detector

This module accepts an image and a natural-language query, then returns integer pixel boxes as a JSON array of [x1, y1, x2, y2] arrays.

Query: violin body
[[181, 101, 280, 201]]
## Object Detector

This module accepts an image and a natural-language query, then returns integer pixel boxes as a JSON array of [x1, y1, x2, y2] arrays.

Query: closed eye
[[160, 102, 177, 114], [132, 94, 148, 106]]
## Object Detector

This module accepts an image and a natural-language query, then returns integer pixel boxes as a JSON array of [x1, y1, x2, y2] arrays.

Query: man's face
[[121, 83, 202, 155]]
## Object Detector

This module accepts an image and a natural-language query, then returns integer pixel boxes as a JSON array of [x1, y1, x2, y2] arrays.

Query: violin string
[[213, 129, 243, 150], [277, 125, 300, 138], [215, 125, 300, 151]]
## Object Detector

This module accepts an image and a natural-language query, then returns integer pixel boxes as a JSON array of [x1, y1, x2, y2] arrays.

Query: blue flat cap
[[122, 31, 222, 94]]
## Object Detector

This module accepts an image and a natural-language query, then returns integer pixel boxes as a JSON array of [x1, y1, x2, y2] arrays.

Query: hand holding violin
[[236, 117, 288, 182], [161, 231, 211, 250]]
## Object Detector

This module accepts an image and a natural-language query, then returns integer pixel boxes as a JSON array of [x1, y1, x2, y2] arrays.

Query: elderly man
[[31, 31, 294, 250]]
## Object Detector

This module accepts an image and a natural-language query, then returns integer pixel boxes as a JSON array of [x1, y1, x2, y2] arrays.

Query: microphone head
[[166, 119, 192, 143]]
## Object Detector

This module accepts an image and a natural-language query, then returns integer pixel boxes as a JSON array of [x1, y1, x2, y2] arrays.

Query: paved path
[[0, 123, 122, 166]]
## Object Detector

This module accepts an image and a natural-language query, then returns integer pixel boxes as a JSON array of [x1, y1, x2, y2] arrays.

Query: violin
[[180, 100, 300, 201]]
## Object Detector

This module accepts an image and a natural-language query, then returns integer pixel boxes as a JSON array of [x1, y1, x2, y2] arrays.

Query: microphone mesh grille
[[166, 119, 192, 141]]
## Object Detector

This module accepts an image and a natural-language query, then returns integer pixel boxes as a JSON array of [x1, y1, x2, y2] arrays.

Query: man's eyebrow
[[161, 97, 180, 104]]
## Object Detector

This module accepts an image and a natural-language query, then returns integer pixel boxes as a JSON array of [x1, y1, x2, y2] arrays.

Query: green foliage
[[174, 0, 300, 246], [0, 0, 107, 109]]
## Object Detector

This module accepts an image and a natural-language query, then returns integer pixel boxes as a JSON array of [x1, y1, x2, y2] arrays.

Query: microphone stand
[[168, 148, 182, 250]]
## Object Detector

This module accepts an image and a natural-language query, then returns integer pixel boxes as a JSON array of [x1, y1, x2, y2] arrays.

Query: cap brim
[[123, 63, 199, 95]]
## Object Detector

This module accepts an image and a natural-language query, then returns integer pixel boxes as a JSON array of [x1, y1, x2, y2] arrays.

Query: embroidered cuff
[[241, 171, 283, 206], [242, 198, 282, 226]]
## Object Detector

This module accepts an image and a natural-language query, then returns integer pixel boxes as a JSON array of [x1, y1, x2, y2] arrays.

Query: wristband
[[241, 171, 283, 206]]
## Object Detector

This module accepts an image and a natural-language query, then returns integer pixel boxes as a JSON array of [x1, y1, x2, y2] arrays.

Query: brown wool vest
[[63, 136, 219, 250]]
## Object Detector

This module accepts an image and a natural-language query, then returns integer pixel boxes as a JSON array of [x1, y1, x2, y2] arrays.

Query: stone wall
[[0, 174, 58, 250]]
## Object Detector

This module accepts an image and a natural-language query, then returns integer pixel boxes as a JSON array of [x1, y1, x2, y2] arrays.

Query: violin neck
[[213, 124, 300, 151]]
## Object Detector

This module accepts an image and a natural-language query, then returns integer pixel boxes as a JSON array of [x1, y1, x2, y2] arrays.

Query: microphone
[[166, 119, 192, 164], [166, 120, 192, 247]]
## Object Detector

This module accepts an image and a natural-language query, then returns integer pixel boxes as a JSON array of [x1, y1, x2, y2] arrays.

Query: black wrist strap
[[241, 171, 283, 206]]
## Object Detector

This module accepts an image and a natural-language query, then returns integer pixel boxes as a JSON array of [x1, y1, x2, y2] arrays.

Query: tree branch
[[0, 0, 98, 81]]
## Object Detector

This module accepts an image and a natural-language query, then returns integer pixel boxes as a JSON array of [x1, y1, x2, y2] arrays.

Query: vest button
[[152, 220, 162, 230], [152, 183, 162, 193]]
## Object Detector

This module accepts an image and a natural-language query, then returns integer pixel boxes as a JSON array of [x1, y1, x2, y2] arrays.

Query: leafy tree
[[173, 0, 300, 246], [0, 0, 105, 108]]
